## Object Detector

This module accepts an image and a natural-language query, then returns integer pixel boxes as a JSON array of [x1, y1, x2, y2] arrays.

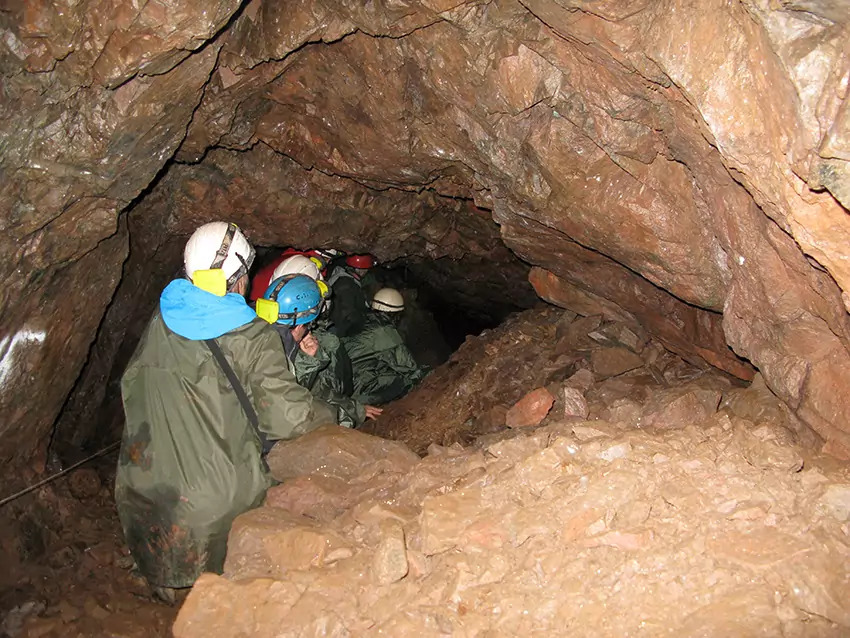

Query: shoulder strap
[[205, 339, 274, 458], [335, 343, 354, 396]]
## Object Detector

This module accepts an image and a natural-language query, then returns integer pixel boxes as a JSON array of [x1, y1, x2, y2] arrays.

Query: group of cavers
[[115, 221, 427, 601]]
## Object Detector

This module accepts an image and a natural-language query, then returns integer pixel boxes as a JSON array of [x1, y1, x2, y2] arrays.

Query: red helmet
[[345, 254, 376, 269]]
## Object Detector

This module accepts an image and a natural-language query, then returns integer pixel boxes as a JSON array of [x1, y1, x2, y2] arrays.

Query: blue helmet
[[258, 274, 323, 326]]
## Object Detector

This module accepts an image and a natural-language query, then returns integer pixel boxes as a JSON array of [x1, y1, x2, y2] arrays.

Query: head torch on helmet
[[316, 279, 330, 299]]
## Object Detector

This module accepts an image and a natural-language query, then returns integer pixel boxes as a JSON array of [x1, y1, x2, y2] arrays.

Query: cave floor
[[2, 463, 178, 638], [7, 307, 850, 636]]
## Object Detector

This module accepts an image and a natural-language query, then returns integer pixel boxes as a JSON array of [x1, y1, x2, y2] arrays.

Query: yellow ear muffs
[[317, 280, 329, 298], [309, 256, 324, 270], [255, 298, 280, 324], [193, 269, 227, 296]]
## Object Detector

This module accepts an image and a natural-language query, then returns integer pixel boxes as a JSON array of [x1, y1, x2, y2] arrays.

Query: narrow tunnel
[[2, 0, 850, 635]]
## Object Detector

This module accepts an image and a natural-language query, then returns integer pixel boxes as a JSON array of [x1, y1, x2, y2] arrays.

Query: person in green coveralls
[[259, 272, 383, 428], [115, 222, 336, 601], [343, 288, 428, 405]]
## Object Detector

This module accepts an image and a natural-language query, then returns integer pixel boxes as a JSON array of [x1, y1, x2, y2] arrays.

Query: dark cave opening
[[252, 246, 531, 371], [368, 259, 521, 354]]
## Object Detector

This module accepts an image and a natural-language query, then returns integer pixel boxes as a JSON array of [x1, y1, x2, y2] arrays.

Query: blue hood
[[160, 279, 257, 340]]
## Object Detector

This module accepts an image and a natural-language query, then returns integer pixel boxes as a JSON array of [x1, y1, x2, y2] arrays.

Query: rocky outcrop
[[174, 310, 850, 635], [1, 0, 849, 476]]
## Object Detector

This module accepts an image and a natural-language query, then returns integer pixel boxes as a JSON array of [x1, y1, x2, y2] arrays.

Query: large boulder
[[266, 425, 420, 483]]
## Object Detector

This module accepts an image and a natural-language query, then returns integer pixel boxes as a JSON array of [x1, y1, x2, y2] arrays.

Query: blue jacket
[[160, 278, 257, 340]]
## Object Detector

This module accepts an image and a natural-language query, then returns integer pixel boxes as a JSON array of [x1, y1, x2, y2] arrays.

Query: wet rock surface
[[367, 307, 748, 454], [1, 0, 849, 485], [0, 3, 228, 472], [1, 1, 848, 634], [175, 308, 849, 637]]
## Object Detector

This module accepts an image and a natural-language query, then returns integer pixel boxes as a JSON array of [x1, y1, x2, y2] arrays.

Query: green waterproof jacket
[[327, 267, 368, 338], [293, 329, 366, 428], [342, 312, 427, 405], [116, 281, 335, 588]]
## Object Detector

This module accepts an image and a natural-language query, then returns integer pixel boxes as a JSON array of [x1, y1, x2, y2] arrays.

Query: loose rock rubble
[[176, 308, 848, 637], [2, 460, 177, 638]]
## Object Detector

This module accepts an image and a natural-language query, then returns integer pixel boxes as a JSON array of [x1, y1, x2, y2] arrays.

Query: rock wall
[[0, 0, 243, 477], [1, 0, 849, 478]]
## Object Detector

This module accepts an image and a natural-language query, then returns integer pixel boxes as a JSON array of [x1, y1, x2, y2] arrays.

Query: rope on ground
[[0, 441, 121, 508]]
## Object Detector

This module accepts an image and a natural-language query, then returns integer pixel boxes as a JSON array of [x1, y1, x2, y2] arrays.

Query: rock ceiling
[[0, 0, 848, 477]]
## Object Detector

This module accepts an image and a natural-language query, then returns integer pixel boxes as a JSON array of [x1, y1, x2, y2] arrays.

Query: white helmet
[[273, 254, 322, 282], [273, 254, 330, 301], [184, 222, 255, 289], [371, 288, 404, 312]]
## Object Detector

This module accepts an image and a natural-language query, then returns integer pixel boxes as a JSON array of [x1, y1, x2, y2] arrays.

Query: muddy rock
[[264, 475, 351, 522], [224, 507, 351, 580], [173, 574, 304, 637], [67, 469, 101, 500], [7, 461, 178, 638]]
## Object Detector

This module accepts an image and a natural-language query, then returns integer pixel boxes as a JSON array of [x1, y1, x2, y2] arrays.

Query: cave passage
[[376, 258, 523, 353], [251, 245, 532, 369], [2, 0, 849, 635]]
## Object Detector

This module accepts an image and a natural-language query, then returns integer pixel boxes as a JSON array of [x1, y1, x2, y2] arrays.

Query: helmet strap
[[227, 251, 251, 289], [211, 223, 256, 290], [211, 223, 237, 270], [268, 274, 288, 302]]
